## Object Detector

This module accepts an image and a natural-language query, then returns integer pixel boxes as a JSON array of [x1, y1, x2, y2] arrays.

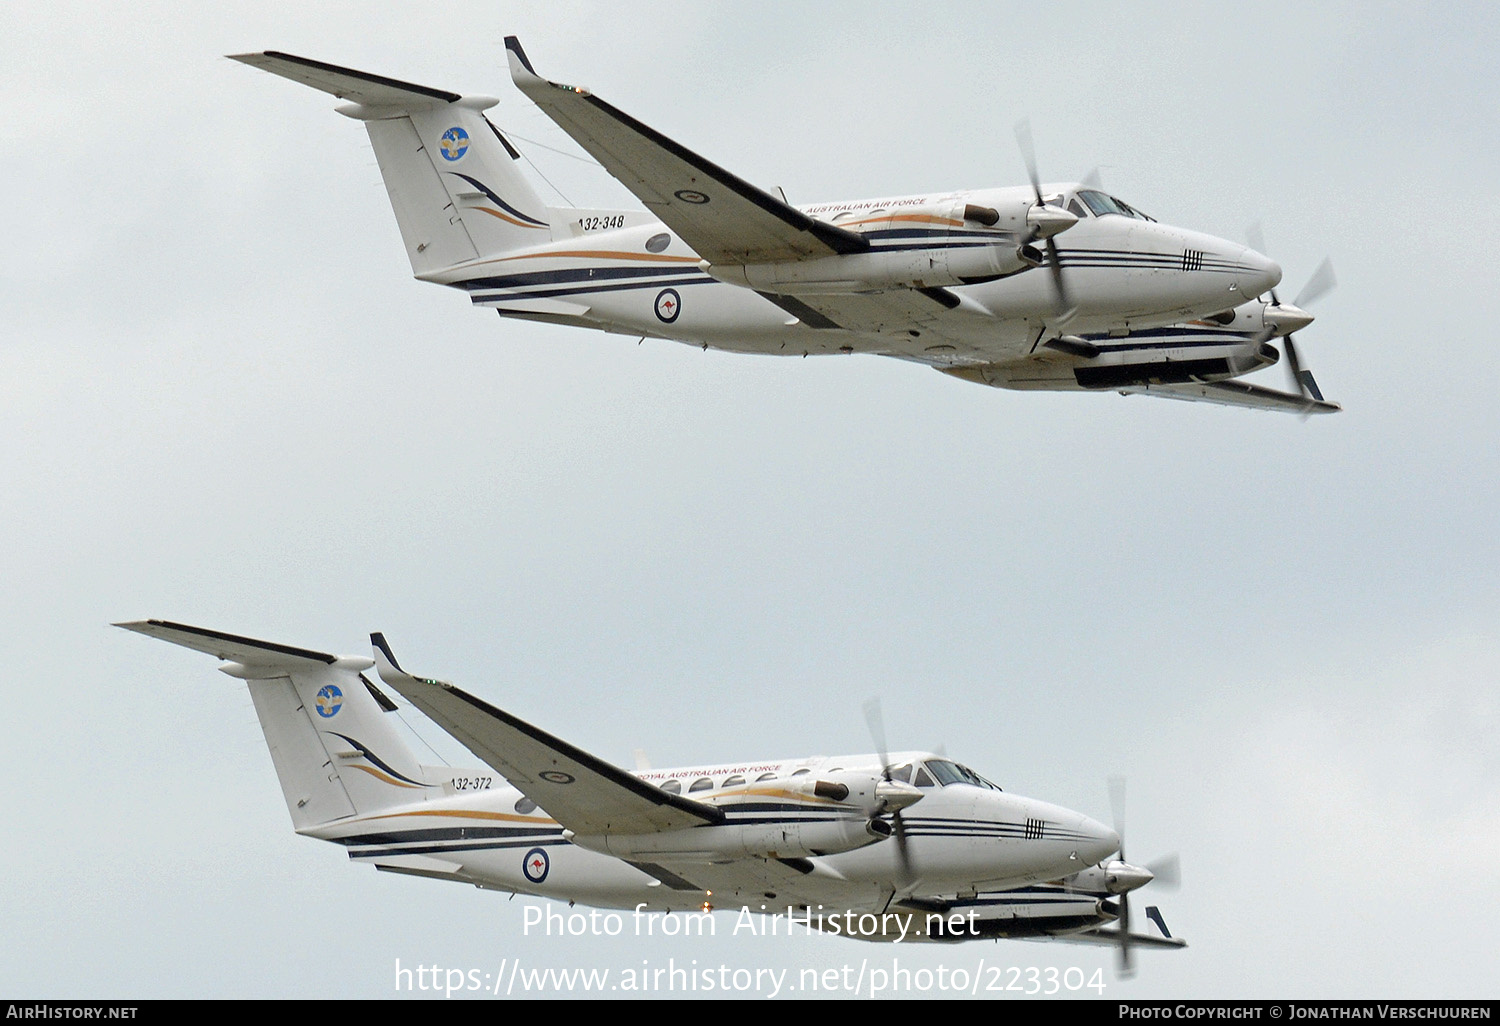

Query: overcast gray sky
[[4, 1, 1498, 1000]]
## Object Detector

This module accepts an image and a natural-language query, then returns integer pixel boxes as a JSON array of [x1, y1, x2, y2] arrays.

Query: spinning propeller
[[863, 698, 922, 890], [1106, 776, 1181, 978], [1247, 224, 1338, 405], [1015, 118, 1079, 323]]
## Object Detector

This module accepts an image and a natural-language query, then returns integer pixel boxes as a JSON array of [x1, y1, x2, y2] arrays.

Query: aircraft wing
[[629, 856, 890, 913], [757, 287, 1034, 358], [369, 634, 724, 835], [1039, 927, 1188, 950], [504, 37, 868, 265], [1120, 379, 1341, 414]]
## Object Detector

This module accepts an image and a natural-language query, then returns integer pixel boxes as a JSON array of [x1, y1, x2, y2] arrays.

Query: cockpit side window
[[887, 763, 914, 784], [913, 765, 936, 787]]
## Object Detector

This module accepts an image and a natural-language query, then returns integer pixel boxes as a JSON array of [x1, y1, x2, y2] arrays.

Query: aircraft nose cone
[[1240, 246, 1282, 299]]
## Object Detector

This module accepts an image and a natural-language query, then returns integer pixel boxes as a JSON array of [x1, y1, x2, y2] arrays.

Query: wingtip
[[504, 36, 537, 76], [370, 631, 404, 673]]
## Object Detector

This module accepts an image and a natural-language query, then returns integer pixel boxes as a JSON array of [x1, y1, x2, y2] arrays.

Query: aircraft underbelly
[[514, 274, 1037, 363]]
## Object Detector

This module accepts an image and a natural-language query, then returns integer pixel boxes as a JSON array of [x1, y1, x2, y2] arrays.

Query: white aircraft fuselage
[[426, 185, 1281, 368], [232, 41, 1336, 413], [306, 750, 1118, 919], [119, 620, 1180, 948]]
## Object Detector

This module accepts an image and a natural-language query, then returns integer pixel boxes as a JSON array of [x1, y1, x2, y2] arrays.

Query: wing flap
[[370, 634, 723, 836], [505, 37, 866, 265]]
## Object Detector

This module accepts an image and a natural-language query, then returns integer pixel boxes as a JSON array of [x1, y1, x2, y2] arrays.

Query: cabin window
[[689, 777, 714, 793], [660, 779, 682, 794], [515, 797, 537, 814], [723, 775, 746, 787], [791, 768, 811, 777], [755, 772, 778, 782], [645, 232, 670, 253]]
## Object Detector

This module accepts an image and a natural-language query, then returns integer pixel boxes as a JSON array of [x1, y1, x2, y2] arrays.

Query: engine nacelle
[[705, 196, 1041, 294], [705, 245, 1026, 294], [569, 769, 907, 862]]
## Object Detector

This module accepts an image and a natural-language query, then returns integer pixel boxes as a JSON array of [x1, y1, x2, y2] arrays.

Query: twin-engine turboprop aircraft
[[118, 620, 1183, 966], [231, 39, 1339, 415]]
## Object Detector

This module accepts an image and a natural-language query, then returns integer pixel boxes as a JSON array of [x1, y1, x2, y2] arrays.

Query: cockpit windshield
[[920, 759, 1002, 791], [1076, 189, 1155, 222]]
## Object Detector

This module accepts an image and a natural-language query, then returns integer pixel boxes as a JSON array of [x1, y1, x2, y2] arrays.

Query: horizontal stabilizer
[[114, 619, 371, 672], [228, 51, 460, 108]]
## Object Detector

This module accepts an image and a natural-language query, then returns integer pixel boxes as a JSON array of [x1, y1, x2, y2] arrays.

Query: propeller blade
[[1145, 853, 1181, 891], [863, 697, 916, 889], [1015, 118, 1042, 204], [1117, 893, 1136, 978], [1245, 221, 1267, 260], [1245, 222, 1280, 305], [1108, 775, 1128, 861], [1294, 257, 1337, 308], [862, 698, 890, 776], [1015, 120, 1077, 322], [891, 808, 915, 888]]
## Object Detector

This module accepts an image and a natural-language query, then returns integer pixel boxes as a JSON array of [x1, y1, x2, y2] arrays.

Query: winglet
[[372, 632, 449, 688], [504, 36, 538, 78], [371, 631, 405, 678], [505, 35, 587, 96]]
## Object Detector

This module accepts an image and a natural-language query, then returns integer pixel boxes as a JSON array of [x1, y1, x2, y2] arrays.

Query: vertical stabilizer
[[231, 51, 554, 276], [117, 620, 436, 831]]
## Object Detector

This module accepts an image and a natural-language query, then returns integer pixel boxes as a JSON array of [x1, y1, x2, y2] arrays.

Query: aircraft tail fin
[[117, 620, 438, 831], [231, 51, 554, 277]]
